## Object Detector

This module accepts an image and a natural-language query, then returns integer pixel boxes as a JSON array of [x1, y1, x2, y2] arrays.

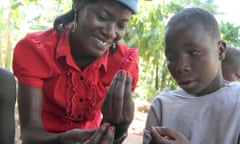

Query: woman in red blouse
[[13, 0, 139, 143]]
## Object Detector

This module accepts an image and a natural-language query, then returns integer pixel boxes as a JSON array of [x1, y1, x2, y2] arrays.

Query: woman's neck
[[70, 48, 95, 70], [69, 33, 95, 70]]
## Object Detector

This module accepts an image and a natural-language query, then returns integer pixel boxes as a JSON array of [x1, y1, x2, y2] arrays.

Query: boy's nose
[[175, 57, 190, 73]]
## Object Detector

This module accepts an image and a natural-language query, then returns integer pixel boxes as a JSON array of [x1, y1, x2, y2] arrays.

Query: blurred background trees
[[1, 0, 239, 101]]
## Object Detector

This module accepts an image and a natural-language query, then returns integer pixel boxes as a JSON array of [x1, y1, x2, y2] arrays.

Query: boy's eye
[[166, 55, 175, 63]]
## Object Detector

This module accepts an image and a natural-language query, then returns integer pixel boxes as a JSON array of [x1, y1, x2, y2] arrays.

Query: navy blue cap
[[116, 0, 138, 14]]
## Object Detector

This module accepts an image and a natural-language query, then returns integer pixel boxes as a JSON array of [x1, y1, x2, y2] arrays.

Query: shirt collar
[[97, 50, 109, 73], [55, 31, 70, 59]]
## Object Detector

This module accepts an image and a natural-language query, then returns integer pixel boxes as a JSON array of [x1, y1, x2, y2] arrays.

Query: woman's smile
[[92, 36, 112, 50]]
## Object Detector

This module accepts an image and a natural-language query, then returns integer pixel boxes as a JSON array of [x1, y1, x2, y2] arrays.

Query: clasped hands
[[101, 69, 134, 142]]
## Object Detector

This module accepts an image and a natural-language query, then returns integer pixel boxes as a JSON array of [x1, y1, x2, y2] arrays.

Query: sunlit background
[[0, 1, 239, 143], [214, 0, 239, 25]]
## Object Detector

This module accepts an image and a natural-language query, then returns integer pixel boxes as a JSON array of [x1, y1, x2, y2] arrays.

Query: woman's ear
[[218, 40, 226, 61]]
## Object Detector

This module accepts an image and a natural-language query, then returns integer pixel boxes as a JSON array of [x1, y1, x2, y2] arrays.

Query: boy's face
[[222, 59, 240, 81], [165, 20, 226, 96]]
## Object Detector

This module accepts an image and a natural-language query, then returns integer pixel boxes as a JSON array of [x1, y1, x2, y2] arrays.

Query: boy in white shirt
[[143, 7, 240, 144]]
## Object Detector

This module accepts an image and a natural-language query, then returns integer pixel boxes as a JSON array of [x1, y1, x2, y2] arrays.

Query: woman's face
[[72, 0, 132, 58]]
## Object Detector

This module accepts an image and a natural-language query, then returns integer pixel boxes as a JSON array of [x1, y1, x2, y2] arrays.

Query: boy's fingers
[[157, 127, 180, 138], [156, 127, 190, 143], [151, 127, 173, 144]]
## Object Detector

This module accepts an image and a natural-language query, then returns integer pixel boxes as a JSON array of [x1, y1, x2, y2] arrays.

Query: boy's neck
[[195, 76, 225, 97]]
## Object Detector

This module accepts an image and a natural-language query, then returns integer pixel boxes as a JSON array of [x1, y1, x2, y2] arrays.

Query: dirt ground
[[123, 99, 149, 144], [15, 99, 150, 144]]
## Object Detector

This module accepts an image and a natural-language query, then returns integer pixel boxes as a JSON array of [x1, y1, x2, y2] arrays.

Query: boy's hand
[[150, 127, 190, 144], [101, 70, 134, 139]]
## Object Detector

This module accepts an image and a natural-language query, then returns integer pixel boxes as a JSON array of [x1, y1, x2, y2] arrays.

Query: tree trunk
[[5, 0, 12, 70]]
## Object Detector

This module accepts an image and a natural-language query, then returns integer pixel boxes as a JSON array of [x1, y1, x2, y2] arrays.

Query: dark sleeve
[[0, 68, 16, 144]]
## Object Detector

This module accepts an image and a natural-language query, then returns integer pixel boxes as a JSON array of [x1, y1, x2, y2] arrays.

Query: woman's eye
[[118, 23, 126, 30], [190, 51, 200, 56], [97, 14, 108, 21]]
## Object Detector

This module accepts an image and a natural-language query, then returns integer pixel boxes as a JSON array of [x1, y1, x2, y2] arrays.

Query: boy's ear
[[218, 40, 226, 61]]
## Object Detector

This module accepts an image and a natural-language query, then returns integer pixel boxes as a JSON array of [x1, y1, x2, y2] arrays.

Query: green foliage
[[220, 22, 240, 47], [122, 0, 171, 101], [11, 1, 23, 9], [123, 0, 222, 101], [0, 0, 72, 70]]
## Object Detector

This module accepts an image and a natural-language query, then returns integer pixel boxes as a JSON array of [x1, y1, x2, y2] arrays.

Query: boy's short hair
[[166, 7, 220, 41], [222, 46, 240, 64]]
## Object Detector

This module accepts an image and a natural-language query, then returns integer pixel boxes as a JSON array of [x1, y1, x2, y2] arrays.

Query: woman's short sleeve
[[13, 36, 54, 87], [120, 48, 139, 91]]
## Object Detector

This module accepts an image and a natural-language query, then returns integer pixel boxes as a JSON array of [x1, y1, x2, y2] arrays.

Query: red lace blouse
[[13, 29, 138, 133]]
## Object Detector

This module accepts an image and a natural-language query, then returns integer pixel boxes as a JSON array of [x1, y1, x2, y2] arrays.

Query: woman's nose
[[102, 23, 117, 39]]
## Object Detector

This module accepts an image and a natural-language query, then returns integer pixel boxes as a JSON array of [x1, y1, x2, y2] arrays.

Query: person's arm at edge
[[238, 135, 240, 144], [18, 82, 62, 144], [0, 69, 16, 144]]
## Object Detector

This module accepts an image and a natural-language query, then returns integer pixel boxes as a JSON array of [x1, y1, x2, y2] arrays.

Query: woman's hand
[[150, 127, 190, 144], [101, 70, 134, 140], [60, 123, 115, 144]]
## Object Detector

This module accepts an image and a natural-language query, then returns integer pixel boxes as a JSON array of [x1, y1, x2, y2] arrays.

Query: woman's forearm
[[21, 127, 61, 144]]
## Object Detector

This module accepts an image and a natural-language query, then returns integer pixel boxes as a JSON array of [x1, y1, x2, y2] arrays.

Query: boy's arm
[[238, 135, 240, 144], [142, 98, 163, 144], [143, 98, 191, 144]]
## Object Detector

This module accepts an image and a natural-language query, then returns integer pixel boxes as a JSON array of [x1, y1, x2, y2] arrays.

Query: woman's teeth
[[94, 37, 107, 46]]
